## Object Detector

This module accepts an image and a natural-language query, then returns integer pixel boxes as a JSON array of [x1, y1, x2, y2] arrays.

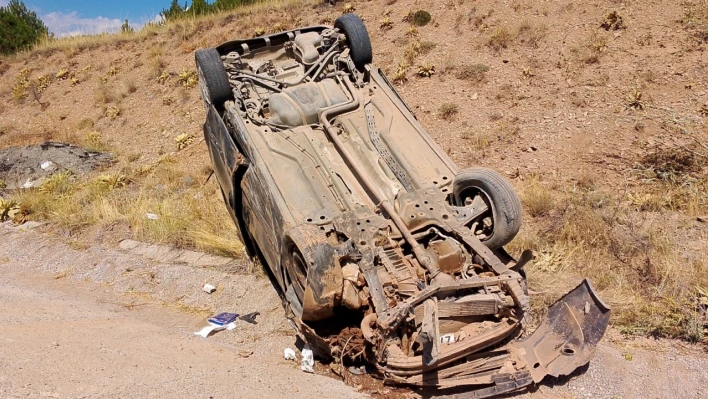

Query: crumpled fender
[[514, 279, 611, 383]]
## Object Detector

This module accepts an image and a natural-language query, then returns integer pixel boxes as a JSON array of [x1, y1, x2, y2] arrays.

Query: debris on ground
[[145, 213, 160, 220], [300, 346, 314, 373], [284, 348, 297, 361], [202, 283, 217, 294], [239, 311, 260, 324], [193, 312, 238, 338], [0, 142, 111, 190]]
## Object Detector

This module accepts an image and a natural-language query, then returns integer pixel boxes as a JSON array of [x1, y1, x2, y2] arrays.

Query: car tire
[[334, 14, 372, 72], [195, 48, 232, 108], [452, 167, 522, 249]]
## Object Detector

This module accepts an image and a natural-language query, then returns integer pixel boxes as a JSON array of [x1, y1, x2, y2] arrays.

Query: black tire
[[452, 167, 522, 249], [334, 14, 372, 72], [195, 48, 232, 108]]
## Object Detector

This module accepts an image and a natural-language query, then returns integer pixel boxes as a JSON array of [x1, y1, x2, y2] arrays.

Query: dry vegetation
[[0, 0, 707, 343]]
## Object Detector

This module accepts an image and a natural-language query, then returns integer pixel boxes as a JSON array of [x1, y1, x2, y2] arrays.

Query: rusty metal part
[[514, 279, 611, 382], [419, 298, 440, 366], [426, 237, 466, 275], [364, 103, 414, 192]]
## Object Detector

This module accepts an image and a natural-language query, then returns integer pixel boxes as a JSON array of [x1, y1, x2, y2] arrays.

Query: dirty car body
[[196, 15, 610, 397]]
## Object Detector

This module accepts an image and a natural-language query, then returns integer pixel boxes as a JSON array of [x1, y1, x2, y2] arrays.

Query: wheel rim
[[455, 187, 496, 241], [284, 245, 308, 301]]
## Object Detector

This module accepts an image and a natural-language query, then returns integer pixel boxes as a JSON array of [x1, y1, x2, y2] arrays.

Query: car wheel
[[452, 167, 522, 249], [195, 48, 232, 108], [334, 14, 372, 72], [284, 242, 308, 302]]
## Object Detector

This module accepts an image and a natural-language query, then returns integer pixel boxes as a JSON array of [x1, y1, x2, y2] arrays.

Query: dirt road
[[0, 223, 706, 399]]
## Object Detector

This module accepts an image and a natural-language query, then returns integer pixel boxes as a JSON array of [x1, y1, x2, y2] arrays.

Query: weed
[[39, 171, 74, 195], [178, 69, 198, 89], [411, 10, 431, 27], [417, 62, 436, 77], [392, 61, 409, 84], [342, 3, 355, 14], [12, 68, 31, 101], [627, 88, 645, 110], [404, 41, 422, 63], [463, 132, 491, 150], [0, 198, 20, 222], [162, 95, 175, 106], [157, 71, 170, 84], [584, 31, 608, 64], [601, 11, 626, 31], [406, 26, 419, 37], [622, 352, 633, 361], [149, 57, 166, 79], [35, 75, 51, 93], [439, 103, 459, 120], [104, 106, 121, 119], [56, 68, 69, 80], [253, 26, 266, 37], [94, 174, 128, 192], [487, 26, 512, 51], [83, 131, 110, 152], [456, 64, 489, 82], [107, 65, 119, 76], [127, 153, 141, 162], [175, 133, 195, 150], [380, 16, 393, 30]]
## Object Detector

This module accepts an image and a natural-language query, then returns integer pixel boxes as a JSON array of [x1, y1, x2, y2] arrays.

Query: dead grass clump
[[456, 64, 488, 82], [418, 41, 437, 55], [438, 103, 459, 120], [516, 21, 548, 48], [175, 133, 195, 150], [392, 61, 409, 84], [342, 3, 355, 14], [487, 26, 512, 51], [380, 17, 393, 30], [581, 31, 609, 64], [600, 11, 626, 30], [639, 148, 702, 181], [522, 181, 554, 217]]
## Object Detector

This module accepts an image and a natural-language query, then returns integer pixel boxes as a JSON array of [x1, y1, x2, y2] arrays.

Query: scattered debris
[[239, 311, 260, 324], [284, 348, 297, 361], [146, 213, 160, 220], [193, 312, 238, 338], [300, 346, 314, 373], [347, 365, 366, 375], [202, 283, 217, 294], [0, 142, 111, 190]]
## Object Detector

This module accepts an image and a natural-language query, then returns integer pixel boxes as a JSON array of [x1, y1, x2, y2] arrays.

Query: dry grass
[[521, 179, 554, 217], [7, 158, 243, 258], [487, 26, 512, 51], [438, 103, 459, 120], [456, 64, 489, 82]]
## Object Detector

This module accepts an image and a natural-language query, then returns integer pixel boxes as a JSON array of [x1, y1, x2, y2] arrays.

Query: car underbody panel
[[197, 16, 610, 398]]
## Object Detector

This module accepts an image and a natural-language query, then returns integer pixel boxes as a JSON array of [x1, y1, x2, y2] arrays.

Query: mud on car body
[[196, 14, 610, 398]]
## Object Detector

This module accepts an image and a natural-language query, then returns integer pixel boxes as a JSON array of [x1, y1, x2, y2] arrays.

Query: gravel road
[[0, 223, 705, 399]]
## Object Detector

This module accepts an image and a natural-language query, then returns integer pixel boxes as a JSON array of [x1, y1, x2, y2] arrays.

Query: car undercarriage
[[196, 14, 610, 398]]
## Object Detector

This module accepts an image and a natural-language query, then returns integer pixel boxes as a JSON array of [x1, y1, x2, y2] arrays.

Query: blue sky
[[1, 0, 173, 37]]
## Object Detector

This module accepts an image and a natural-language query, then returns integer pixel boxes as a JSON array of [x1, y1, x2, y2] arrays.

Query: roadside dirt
[[1, 224, 706, 399]]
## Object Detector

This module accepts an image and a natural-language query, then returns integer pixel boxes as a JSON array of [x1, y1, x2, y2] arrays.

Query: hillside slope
[[0, 0, 706, 341]]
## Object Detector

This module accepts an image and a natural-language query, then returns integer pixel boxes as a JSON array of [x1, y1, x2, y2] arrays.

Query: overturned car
[[196, 14, 610, 397]]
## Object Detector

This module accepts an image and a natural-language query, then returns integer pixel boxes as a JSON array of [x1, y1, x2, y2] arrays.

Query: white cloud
[[0, 1, 9, 7], [42, 11, 123, 37]]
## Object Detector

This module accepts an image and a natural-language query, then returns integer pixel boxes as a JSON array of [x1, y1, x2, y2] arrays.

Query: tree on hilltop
[[0, 0, 48, 55]]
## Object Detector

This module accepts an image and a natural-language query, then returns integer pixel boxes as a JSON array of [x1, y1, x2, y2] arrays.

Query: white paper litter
[[40, 160, 57, 171], [193, 321, 236, 338], [146, 213, 160, 220], [300, 346, 314, 373], [202, 283, 217, 294], [284, 348, 297, 361]]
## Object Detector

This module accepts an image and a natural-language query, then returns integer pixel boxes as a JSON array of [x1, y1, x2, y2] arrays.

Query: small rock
[[238, 350, 253, 358]]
